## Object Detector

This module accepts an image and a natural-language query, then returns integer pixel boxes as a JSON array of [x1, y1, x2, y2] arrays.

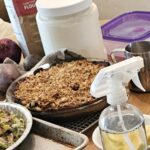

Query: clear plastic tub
[[101, 11, 150, 54]]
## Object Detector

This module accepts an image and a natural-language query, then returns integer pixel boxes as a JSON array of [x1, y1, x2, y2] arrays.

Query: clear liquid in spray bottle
[[91, 57, 147, 150]]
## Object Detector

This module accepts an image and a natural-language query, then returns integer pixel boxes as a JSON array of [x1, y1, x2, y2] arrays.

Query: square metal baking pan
[[17, 117, 89, 150]]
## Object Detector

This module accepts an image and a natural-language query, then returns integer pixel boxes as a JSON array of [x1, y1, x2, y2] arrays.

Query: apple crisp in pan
[[14, 60, 105, 112]]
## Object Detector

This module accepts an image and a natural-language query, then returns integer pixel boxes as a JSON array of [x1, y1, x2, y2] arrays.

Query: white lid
[[36, 0, 92, 17]]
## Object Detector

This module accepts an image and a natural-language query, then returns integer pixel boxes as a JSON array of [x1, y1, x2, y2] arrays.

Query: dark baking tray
[[6, 50, 109, 120], [17, 117, 88, 150]]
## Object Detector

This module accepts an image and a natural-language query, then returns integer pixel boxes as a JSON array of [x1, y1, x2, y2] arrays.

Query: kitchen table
[[2, 18, 149, 150]]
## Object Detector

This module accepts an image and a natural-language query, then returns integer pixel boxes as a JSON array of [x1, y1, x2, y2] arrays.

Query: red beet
[[0, 38, 22, 63]]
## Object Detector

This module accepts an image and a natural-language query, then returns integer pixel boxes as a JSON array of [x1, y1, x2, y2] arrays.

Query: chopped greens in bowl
[[0, 102, 32, 150], [0, 110, 25, 149]]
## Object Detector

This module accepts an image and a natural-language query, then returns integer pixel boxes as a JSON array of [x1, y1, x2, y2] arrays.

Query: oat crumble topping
[[15, 60, 104, 112]]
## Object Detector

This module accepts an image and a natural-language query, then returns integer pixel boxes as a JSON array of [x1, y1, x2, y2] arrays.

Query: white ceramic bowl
[[0, 102, 32, 150], [92, 114, 150, 150]]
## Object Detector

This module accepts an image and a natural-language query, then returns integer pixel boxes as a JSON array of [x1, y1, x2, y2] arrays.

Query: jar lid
[[102, 11, 150, 42], [36, 0, 92, 17]]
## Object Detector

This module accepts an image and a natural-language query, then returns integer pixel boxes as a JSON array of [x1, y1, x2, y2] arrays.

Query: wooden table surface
[[84, 90, 150, 150]]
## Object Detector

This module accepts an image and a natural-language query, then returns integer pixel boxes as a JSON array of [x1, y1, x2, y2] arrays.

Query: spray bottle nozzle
[[90, 56, 144, 105]]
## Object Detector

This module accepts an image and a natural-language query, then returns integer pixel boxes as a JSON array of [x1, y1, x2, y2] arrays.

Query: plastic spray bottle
[[90, 57, 147, 150]]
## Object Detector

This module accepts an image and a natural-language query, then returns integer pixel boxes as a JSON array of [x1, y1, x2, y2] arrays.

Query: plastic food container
[[102, 11, 150, 54], [36, 0, 107, 60]]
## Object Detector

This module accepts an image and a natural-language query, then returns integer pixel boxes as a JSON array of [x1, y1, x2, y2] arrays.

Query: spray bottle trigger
[[132, 73, 145, 92]]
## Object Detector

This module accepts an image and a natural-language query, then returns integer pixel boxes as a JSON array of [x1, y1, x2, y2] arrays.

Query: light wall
[[93, 0, 150, 19]]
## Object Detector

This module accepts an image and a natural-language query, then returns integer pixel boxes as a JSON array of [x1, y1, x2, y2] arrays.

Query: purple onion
[[0, 38, 22, 63]]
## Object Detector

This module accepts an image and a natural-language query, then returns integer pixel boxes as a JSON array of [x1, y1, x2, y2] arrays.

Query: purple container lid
[[101, 11, 150, 42]]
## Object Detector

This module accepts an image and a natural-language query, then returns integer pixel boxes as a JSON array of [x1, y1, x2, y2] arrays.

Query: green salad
[[0, 110, 25, 150]]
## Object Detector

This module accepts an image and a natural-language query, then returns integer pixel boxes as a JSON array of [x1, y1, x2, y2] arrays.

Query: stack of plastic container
[[101, 11, 150, 55]]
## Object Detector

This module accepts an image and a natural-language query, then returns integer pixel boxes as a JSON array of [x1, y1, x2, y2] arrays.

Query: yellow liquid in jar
[[100, 123, 147, 150]]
